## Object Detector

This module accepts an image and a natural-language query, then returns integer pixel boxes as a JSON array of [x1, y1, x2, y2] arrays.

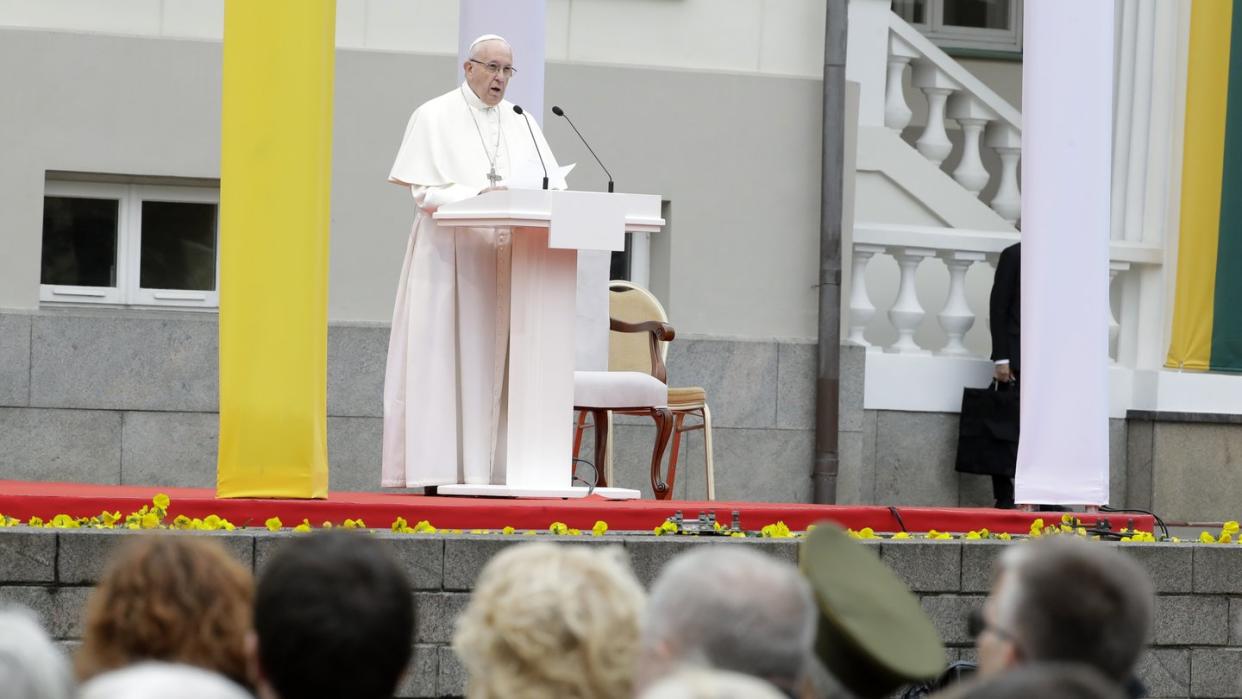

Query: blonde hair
[[452, 542, 645, 699]]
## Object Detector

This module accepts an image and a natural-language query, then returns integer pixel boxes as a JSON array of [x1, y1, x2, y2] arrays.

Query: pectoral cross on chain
[[486, 167, 501, 187]]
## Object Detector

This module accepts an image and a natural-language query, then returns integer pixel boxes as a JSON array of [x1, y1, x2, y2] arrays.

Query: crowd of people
[[0, 525, 1156, 699]]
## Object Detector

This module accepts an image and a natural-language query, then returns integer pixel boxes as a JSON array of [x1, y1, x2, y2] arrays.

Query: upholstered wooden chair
[[573, 282, 716, 500]]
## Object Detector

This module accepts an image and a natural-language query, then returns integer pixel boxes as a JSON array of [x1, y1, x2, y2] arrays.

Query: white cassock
[[382, 82, 561, 488]]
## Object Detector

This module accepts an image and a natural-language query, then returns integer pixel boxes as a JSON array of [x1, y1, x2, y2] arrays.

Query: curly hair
[[452, 542, 646, 699], [76, 534, 254, 689]]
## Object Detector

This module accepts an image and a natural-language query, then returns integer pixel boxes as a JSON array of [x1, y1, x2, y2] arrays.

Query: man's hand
[[478, 185, 508, 195], [994, 363, 1013, 383]]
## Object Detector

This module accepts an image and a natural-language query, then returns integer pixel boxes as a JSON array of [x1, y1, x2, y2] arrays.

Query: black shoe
[[994, 500, 1016, 510]]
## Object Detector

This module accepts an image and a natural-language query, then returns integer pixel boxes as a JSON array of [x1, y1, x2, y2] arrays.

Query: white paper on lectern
[[503, 161, 574, 190]]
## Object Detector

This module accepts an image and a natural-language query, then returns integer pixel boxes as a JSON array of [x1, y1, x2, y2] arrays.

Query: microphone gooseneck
[[512, 105, 549, 190], [552, 105, 614, 193]]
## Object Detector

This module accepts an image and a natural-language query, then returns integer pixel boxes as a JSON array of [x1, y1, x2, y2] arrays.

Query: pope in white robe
[[383, 35, 561, 488]]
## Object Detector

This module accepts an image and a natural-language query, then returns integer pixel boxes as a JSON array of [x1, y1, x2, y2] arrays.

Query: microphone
[[512, 105, 548, 190], [552, 105, 614, 193]]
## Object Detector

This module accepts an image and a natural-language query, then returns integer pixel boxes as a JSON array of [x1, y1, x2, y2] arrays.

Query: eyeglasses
[[967, 607, 1023, 654], [468, 59, 517, 78]]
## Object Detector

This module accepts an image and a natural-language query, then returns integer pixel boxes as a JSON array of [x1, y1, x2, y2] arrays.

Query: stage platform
[[0, 480, 1155, 534]]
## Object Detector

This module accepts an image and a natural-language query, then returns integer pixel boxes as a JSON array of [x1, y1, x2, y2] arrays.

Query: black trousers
[[991, 371, 1019, 508]]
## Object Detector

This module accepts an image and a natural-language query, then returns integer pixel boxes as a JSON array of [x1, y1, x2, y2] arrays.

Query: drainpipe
[[813, 0, 848, 504]]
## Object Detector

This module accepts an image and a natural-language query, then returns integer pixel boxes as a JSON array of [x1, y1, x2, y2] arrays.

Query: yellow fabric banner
[[1167, 0, 1232, 370], [216, 0, 335, 497]]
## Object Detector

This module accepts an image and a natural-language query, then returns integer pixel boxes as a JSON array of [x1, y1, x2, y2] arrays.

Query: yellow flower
[[1076, 527, 1087, 536], [548, 521, 570, 535], [321, 521, 334, 529], [592, 520, 608, 536], [760, 521, 792, 539], [1029, 518, 1045, 537], [172, 514, 193, 530], [965, 531, 982, 540], [997, 532, 1012, 541], [890, 531, 911, 540], [712, 520, 724, 532], [202, 514, 223, 531], [100, 511, 122, 528], [343, 519, 366, 529], [924, 529, 953, 540], [1225, 520, 1240, 534], [140, 512, 160, 529], [412, 520, 437, 534], [221, 519, 236, 531], [266, 517, 283, 532], [450, 529, 463, 535], [729, 531, 746, 538], [152, 494, 170, 513], [523, 529, 537, 535], [1220, 532, 1234, 544], [502, 526, 516, 535], [470, 529, 488, 534], [653, 520, 679, 536], [978, 528, 990, 538], [1200, 531, 1217, 544], [50, 514, 79, 529], [293, 519, 312, 533]]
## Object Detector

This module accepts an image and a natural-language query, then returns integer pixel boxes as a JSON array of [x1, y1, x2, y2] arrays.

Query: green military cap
[[799, 525, 947, 698]]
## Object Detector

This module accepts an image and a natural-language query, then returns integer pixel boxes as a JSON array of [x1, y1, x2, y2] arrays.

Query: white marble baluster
[[1108, 262, 1130, 363], [937, 250, 986, 356], [886, 247, 935, 355], [946, 94, 997, 196], [985, 122, 1022, 225], [885, 36, 919, 131], [912, 62, 959, 166], [847, 244, 886, 348]]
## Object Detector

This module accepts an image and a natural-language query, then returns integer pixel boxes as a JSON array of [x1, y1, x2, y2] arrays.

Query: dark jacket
[[990, 243, 1021, 375]]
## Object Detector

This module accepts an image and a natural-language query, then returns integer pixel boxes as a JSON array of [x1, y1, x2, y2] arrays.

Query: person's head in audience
[[639, 665, 789, 699], [251, 530, 414, 699], [638, 546, 816, 695], [974, 536, 1153, 685], [0, 606, 74, 699], [80, 662, 254, 699], [453, 541, 646, 699], [936, 662, 1126, 699], [77, 534, 254, 688]]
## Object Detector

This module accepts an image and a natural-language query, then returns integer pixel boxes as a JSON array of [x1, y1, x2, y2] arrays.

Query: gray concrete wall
[[0, 530, 1236, 698], [0, 27, 824, 340]]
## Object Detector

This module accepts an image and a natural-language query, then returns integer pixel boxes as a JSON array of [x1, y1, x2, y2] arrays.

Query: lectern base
[[436, 484, 641, 500]]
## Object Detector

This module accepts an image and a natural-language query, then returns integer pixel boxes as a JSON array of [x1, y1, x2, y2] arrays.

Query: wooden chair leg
[[702, 404, 716, 501], [591, 409, 610, 488], [572, 409, 589, 459], [649, 407, 675, 499], [668, 411, 686, 493]]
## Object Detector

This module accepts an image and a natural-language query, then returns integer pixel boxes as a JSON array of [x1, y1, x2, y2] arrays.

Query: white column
[[846, 0, 896, 127], [885, 36, 918, 131], [1016, 0, 1114, 506], [912, 62, 959, 166], [1108, 262, 1130, 363], [847, 244, 886, 348], [459, 0, 546, 121], [885, 247, 935, 355], [985, 123, 1022, 225], [947, 94, 998, 195], [937, 250, 985, 356]]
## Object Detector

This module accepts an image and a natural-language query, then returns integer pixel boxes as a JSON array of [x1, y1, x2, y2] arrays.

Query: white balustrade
[[985, 123, 1022, 225], [848, 244, 886, 347], [885, 247, 936, 355], [946, 94, 997, 195], [884, 35, 918, 131], [1109, 262, 1130, 363], [911, 62, 958, 166], [936, 250, 985, 356]]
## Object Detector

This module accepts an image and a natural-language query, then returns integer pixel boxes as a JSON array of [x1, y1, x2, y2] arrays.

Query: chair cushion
[[668, 386, 706, 408], [574, 371, 668, 408]]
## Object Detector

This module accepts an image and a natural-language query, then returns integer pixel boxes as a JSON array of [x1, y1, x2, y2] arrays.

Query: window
[[40, 179, 219, 308], [892, 0, 1022, 54]]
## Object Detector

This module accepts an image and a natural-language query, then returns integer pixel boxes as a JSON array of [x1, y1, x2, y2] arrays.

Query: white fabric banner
[[1015, 0, 1114, 505]]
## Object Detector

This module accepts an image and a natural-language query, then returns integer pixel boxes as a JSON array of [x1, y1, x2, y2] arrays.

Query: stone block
[[0, 313, 30, 407], [918, 594, 983, 645], [437, 646, 468, 698], [776, 341, 815, 431], [880, 540, 961, 592], [1135, 648, 1189, 699], [956, 470, 994, 509], [1152, 422, 1242, 522], [1118, 543, 1192, 594], [328, 416, 384, 493], [622, 537, 797, 589], [253, 532, 298, 575], [679, 427, 814, 504], [1228, 597, 1242, 646], [0, 586, 92, 639], [1125, 419, 1154, 510], [873, 411, 960, 506], [30, 313, 218, 412], [0, 530, 56, 583], [371, 533, 444, 591], [840, 344, 866, 433], [58, 530, 254, 585], [394, 644, 439, 699], [443, 537, 523, 591], [120, 411, 217, 487], [959, 540, 1006, 593], [1190, 648, 1242, 698], [413, 591, 470, 644], [1109, 418, 1128, 509], [0, 407, 122, 483], [327, 323, 387, 418], [666, 338, 778, 429], [835, 430, 866, 505], [1193, 546, 1242, 594], [1153, 595, 1228, 646]]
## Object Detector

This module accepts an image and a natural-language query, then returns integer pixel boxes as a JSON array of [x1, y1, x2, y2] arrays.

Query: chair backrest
[[607, 281, 669, 376]]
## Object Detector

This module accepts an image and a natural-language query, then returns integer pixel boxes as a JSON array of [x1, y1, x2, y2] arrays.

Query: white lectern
[[433, 190, 664, 499]]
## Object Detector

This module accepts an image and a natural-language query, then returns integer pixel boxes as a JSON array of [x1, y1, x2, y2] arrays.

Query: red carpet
[[0, 480, 1154, 534]]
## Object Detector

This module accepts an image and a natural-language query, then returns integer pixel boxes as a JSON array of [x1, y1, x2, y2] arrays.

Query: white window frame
[[40, 181, 220, 309], [901, 0, 1023, 54]]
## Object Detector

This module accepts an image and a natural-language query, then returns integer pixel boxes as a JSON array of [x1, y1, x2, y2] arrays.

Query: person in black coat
[[988, 242, 1020, 508]]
